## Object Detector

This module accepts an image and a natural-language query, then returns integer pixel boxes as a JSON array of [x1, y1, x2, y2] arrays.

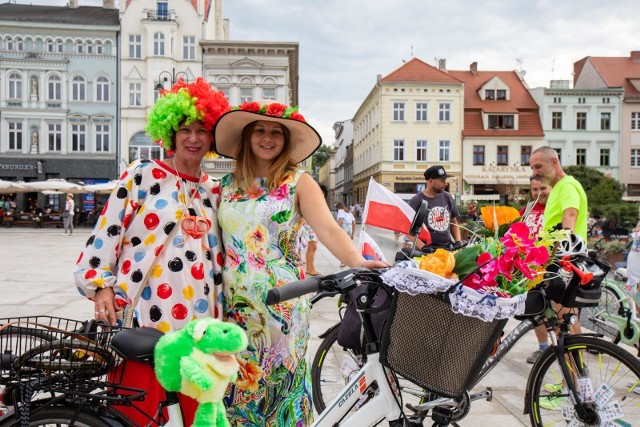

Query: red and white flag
[[361, 178, 432, 244], [359, 230, 387, 262]]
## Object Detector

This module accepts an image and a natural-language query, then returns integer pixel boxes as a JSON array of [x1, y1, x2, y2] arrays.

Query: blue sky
[[9, 0, 640, 145]]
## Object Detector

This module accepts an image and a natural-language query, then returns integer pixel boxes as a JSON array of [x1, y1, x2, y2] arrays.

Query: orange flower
[[419, 249, 456, 278], [480, 206, 520, 232], [235, 359, 263, 392]]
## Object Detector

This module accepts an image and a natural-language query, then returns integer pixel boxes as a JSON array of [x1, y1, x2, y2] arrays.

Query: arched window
[[71, 75, 86, 101], [96, 76, 109, 102], [56, 39, 64, 53], [15, 37, 24, 51], [129, 131, 164, 162], [215, 77, 231, 100], [153, 32, 165, 56], [86, 41, 93, 54], [9, 73, 22, 99], [46, 38, 54, 53], [76, 40, 84, 54], [262, 77, 277, 100], [239, 77, 254, 103], [95, 41, 103, 54], [47, 75, 62, 100], [6, 37, 13, 50]]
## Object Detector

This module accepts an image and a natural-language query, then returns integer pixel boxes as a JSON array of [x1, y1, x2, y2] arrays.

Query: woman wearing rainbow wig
[[74, 78, 229, 425]]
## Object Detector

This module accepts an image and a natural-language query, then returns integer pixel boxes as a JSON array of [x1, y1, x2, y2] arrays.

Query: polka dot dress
[[74, 159, 224, 332]]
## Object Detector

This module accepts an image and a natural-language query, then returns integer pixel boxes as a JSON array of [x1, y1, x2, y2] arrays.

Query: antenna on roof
[[410, 45, 413, 58]]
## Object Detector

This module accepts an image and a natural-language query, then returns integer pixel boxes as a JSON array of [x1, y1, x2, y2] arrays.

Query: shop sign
[[0, 164, 36, 170]]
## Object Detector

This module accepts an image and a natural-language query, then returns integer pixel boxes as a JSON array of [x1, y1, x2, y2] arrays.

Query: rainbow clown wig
[[145, 77, 230, 156]]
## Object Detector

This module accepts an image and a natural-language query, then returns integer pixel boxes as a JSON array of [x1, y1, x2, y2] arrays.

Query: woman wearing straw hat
[[214, 101, 387, 425]]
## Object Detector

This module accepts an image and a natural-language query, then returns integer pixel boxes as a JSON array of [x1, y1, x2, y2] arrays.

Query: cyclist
[[408, 165, 462, 249]]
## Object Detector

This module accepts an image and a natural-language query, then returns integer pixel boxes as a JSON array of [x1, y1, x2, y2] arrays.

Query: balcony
[[7, 101, 22, 108], [143, 9, 175, 21], [203, 158, 235, 179]]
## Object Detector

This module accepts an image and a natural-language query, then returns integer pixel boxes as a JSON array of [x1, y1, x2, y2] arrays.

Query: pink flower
[[272, 184, 289, 200], [226, 246, 241, 267], [462, 273, 484, 290], [501, 222, 536, 258], [477, 252, 499, 282]]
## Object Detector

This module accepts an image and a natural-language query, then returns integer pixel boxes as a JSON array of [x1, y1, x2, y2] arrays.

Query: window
[[86, 41, 93, 54], [393, 140, 405, 161], [129, 35, 141, 59], [15, 37, 23, 51], [129, 131, 163, 162], [8, 73, 22, 99], [76, 40, 83, 54], [129, 83, 142, 107], [218, 86, 230, 100], [415, 102, 428, 121], [438, 140, 450, 161], [521, 145, 532, 165], [56, 39, 64, 53], [438, 103, 451, 121], [95, 41, 103, 54], [240, 87, 253, 103], [553, 97, 562, 103], [47, 75, 61, 101], [71, 76, 86, 101], [153, 32, 165, 56], [576, 112, 587, 130], [576, 148, 586, 166], [631, 112, 639, 130], [9, 122, 22, 150], [416, 140, 428, 162], [96, 77, 109, 102], [485, 89, 495, 99], [473, 145, 485, 165], [600, 112, 611, 130], [46, 39, 54, 53], [157, 0, 169, 19], [496, 89, 506, 100], [488, 115, 514, 129], [393, 102, 405, 121], [183, 36, 195, 60], [6, 37, 13, 50], [578, 97, 586, 104], [71, 124, 86, 152], [497, 145, 508, 165], [554, 148, 562, 161], [96, 124, 109, 152], [552, 112, 562, 129], [48, 123, 62, 151], [262, 87, 276, 100], [632, 149, 640, 167], [602, 97, 610, 104], [600, 148, 610, 167]]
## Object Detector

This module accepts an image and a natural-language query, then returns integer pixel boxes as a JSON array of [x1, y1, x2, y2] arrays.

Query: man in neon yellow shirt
[[529, 146, 588, 240]]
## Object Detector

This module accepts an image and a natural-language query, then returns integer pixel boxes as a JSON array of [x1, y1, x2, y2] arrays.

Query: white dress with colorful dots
[[74, 159, 224, 332]]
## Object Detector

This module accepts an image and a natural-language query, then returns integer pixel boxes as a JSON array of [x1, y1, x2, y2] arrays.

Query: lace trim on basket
[[449, 286, 527, 322], [381, 261, 456, 295]]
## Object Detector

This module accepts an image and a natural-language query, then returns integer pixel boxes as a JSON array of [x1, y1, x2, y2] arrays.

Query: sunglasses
[[181, 215, 211, 239]]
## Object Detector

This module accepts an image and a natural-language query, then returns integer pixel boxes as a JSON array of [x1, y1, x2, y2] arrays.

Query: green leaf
[[453, 245, 482, 277], [271, 210, 292, 224]]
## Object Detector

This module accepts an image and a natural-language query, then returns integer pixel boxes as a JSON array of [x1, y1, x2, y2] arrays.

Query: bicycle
[[0, 316, 185, 427], [579, 267, 640, 356], [268, 264, 640, 425]]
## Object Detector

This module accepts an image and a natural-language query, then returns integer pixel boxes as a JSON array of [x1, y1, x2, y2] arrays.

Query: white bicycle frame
[[312, 352, 402, 426]]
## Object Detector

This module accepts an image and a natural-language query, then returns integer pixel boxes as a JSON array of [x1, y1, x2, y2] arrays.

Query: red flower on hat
[[239, 101, 262, 113], [290, 112, 307, 123], [265, 102, 287, 117]]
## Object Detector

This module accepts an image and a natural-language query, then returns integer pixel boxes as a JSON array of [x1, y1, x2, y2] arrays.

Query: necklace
[[172, 158, 210, 239], [172, 157, 202, 207]]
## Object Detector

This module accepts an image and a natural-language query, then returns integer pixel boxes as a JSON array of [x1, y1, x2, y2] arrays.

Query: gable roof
[[380, 58, 463, 85], [574, 53, 640, 99], [0, 4, 119, 26]]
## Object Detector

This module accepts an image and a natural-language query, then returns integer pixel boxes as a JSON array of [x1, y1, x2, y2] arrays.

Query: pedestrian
[[520, 175, 552, 364], [336, 201, 356, 240], [467, 200, 478, 221], [409, 165, 462, 249], [299, 218, 321, 276], [213, 100, 387, 426], [73, 78, 230, 426], [62, 193, 74, 235]]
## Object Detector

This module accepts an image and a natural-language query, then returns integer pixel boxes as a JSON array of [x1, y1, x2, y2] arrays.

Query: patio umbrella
[[82, 180, 119, 194], [22, 179, 87, 194], [0, 179, 29, 193]]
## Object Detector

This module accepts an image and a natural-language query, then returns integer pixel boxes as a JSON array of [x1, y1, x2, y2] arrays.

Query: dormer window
[[488, 115, 514, 129], [485, 89, 495, 100], [496, 90, 506, 100]]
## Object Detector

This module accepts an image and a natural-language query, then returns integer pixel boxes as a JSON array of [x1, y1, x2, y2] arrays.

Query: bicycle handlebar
[[265, 277, 322, 305]]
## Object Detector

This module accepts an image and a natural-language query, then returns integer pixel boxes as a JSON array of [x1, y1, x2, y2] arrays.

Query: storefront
[[464, 165, 531, 200]]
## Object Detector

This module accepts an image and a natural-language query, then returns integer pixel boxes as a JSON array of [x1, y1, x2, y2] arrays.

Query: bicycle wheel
[[579, 283, 624, 341], [527, 335, 640, 426], [0, 406, 110, 427], [311, 325, 366, 413]]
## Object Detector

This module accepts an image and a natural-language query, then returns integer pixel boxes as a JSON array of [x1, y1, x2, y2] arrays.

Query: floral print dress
[[219, 169, 313, 427]]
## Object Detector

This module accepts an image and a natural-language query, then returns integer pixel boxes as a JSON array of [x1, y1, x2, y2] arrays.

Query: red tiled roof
[[574, 54, 640, 98], [190, 0, 211, 20], [380, 58, 463, 84], [462, 111, 544, 137]]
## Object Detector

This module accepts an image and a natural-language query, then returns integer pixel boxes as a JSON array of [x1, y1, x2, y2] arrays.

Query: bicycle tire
[[526, 335, 640, 426], [578, 283, 624, 342], [0, 406, 110, 427]]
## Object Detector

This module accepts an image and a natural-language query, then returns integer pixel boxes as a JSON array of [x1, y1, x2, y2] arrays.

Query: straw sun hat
[[213, 101, 322, 164]]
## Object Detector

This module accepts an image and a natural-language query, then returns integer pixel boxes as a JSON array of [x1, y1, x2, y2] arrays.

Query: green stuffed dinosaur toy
[[154, 318, 248, 427]]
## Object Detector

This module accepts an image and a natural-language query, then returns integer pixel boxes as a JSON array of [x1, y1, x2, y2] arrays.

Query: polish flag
[[362, 178, 432, 244], [360, 230, 388, 262]]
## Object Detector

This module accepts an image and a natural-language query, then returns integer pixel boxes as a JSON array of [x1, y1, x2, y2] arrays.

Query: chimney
[[103, 0, 115, 8], [69, 0, 79, 8], [470, 61, 478, 75], [631, 51, 640, 62], [438, 58, 447, 71]]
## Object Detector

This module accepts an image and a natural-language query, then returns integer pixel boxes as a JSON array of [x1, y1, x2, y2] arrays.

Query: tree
[[563, 165, 623, 205], [312, 144, 333, 171]]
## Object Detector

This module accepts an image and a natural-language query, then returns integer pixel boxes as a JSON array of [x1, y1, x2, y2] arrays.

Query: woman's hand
[[94, 287, 118, 326]]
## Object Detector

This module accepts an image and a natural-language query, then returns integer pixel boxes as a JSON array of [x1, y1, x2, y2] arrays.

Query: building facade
[[352, 58, 464, 205], [119, 0, 227, 175], [0, 0, 119, 211], [201, 40, 300, 178], [573, 52, 640, 200], [333, 119, 353, 206]]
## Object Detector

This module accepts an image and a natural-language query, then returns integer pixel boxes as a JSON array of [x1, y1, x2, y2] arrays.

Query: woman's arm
[[296, 173, 387, 268]]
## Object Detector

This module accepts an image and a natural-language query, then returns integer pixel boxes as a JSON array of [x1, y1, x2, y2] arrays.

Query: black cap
[[423, 165, 449, 180]]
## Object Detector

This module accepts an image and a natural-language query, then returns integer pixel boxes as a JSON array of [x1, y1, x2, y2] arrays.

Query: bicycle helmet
[[554, 232, 588, 258]]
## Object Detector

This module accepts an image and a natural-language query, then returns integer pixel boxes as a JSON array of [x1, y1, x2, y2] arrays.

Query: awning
[[461, 194, 500, 201], [463, 178, 530, 186]]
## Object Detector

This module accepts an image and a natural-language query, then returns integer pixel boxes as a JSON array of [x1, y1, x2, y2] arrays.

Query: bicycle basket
[[544, 255, 610, 308], [379, 291, 507, 398], [0, 316, 120, 385]]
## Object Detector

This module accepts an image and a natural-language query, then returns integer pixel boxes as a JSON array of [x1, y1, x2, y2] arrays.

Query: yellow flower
[[480, 206, 520, 232], [246, 224, 268, 253], [419, 248, 456, 278]]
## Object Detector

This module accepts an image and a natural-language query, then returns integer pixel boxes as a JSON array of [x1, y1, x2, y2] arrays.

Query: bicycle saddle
[[111, 327, 164, 364]]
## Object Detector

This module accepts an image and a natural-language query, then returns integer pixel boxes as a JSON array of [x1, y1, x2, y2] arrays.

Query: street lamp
[[154, 68, 189, 91]]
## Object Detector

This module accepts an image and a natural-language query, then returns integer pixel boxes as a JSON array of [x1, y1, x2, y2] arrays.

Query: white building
[[333, 119, 353, 206]]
